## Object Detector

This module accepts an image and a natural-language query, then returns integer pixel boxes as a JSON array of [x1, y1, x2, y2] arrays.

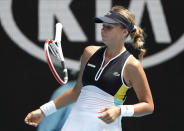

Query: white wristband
[[40, 101, 57, 116], [119, 105, 134, 117]]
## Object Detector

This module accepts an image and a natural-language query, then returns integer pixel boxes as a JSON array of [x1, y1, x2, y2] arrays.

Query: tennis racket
[[44, 23, 68, 85]]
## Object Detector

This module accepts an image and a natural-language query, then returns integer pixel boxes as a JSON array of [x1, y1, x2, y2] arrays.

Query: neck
[[105, 41, 125, 59]]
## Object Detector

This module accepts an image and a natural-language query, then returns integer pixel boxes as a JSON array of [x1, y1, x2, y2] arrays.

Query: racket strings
[[48, 42, 62, 62]]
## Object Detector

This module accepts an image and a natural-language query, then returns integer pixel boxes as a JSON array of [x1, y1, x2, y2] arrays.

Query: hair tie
[[130, 25, 136, 33]]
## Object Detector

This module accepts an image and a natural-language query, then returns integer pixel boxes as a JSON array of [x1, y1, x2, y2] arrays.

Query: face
[[101, 23, 128, 45]]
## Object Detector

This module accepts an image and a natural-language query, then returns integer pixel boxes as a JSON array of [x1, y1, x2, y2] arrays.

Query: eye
[[106, 25, 113, 29], [103, 24, 114, 30]]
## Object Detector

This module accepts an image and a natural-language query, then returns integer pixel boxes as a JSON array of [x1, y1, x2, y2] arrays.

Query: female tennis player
[[25, 5, 154, 131]]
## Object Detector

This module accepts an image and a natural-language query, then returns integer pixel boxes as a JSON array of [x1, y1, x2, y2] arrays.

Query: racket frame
[[44, 23, 68, 85]]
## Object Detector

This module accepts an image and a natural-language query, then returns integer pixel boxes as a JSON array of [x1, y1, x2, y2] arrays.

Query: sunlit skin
[[97, 23, 154, 123], [101, 23, 125, 44], [24, 23, 154, 126], [100, 23, 128, 65]]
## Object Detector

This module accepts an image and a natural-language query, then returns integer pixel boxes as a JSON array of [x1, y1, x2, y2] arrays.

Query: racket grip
[[55, 23, 63, 42]]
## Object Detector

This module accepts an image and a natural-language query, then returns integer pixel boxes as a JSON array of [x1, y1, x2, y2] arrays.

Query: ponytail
[[130, 26, 146, 62], [111, 5, 146, 62]]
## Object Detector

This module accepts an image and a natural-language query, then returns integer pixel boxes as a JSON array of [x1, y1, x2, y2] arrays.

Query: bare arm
[[125, 56, 154, 117], [98, 56, 154, 124], [89, 54, 154, 124], [53, 57, 84, 109], [54, 45, 101, 109], [24, 45, 101, 126]]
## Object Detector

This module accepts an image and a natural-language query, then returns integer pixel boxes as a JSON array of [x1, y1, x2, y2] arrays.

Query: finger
[[29, 122, 38, 127], [25, 120, 29, 124], [26, 121, 33, 126], [99, 115, 113, 124], [98, 112, 113, 121], [25, 113, 33, 123], [103, 118, 113, 124], [24, 118, 28, 123], [26, 113, 32, 119], [98, 107, 108, 113], [25, 118, 29, 123], [29, 122, 34, 126], [24, 116, 29, 123], [98, 112, 108, 119], [32, 123, 38, 127], [98, 112, 105, 118]]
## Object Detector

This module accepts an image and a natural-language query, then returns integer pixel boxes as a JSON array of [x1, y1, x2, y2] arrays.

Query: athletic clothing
[[82, 46, 131, 103], [61, 46, 132, 131]]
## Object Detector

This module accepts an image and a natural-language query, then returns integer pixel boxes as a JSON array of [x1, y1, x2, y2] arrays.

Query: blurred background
[[0, 0, 183, 131]]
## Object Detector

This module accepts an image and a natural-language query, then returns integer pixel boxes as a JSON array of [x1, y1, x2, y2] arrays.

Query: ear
[[123, 29, 129, 37]]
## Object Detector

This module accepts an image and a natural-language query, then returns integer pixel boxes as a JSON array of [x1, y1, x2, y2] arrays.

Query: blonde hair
[[112, 6, 146, 60]]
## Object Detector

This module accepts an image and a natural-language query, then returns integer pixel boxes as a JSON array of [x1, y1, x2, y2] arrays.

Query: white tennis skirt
[[61, 85, 123, 131]]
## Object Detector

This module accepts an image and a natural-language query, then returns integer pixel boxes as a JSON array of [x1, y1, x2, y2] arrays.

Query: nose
[[101, 26, 105, 31], [101, 28, 105, 35], [101, 27, 104, 33]]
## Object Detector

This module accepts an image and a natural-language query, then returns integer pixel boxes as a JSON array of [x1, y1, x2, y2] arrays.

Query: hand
[[45, 40, 50, 44], [24, 109, 45, 127], [98, 106, 121, 124]]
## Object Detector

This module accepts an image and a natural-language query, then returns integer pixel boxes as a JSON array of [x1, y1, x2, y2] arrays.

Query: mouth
[[101, 31, 107, 41], [102, 34, 106, 39], [101, 32, 106, 38]]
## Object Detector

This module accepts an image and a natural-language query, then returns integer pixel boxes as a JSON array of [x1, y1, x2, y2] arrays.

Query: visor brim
[[94, 16, 119, 24]]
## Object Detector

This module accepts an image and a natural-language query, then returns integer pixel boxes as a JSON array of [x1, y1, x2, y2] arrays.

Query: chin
[[102, 38, 107, 43], [102, 39, 107, 45]]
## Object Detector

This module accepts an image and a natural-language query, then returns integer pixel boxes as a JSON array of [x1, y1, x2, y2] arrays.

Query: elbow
[[134, 102, 154, 117], [72, 86, 81, 100], [141, 102, 155, 116], [147, 102, 154, 115], [150, 103, 154, 114]]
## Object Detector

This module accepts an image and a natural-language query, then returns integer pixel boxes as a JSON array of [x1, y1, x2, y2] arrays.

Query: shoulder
[[75, 46, 102, 89], [123, 55, 147, 86], [125, 55, 143, 74], [82, 46, 102, 63]]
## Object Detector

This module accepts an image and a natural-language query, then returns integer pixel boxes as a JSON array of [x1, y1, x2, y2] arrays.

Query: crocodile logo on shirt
[[113, 72, 120, 77]]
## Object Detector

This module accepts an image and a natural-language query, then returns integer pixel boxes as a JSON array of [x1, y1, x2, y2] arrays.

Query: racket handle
[[55, 23, 63, 42]]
